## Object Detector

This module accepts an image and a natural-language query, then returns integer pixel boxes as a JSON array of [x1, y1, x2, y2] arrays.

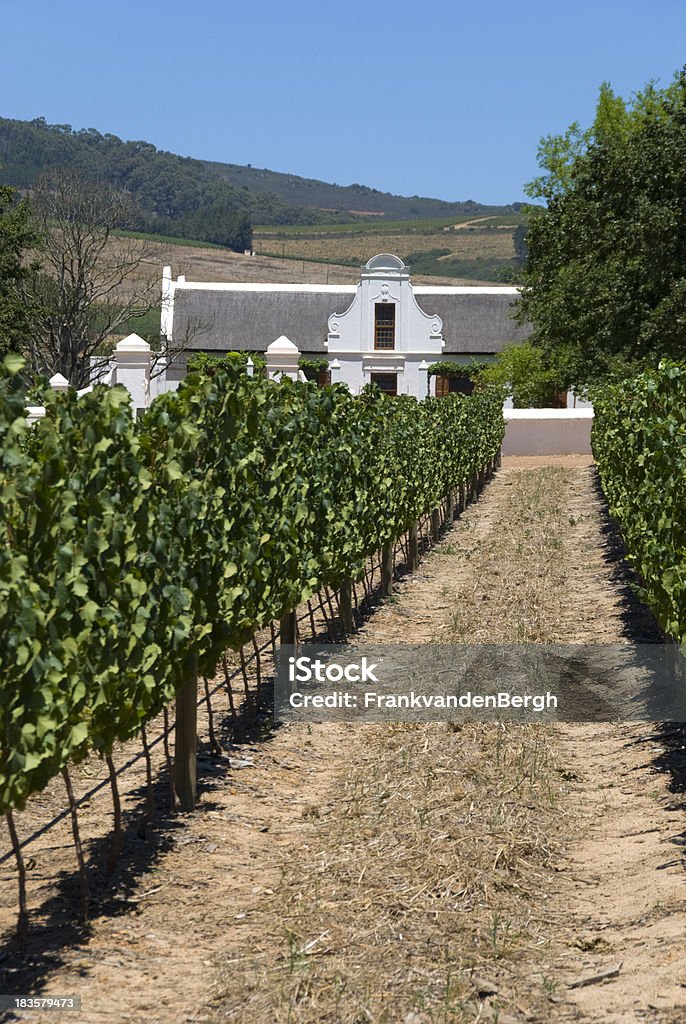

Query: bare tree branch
[[149, 313, 214, 380], [20, 172, 163, 388]]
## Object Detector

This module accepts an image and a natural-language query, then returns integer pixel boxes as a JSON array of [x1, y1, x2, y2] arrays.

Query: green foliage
[[0, 184, 39, 359], [298, 358, 329, 373], [592, 361, 686, 642], [86, 303, 162, 352], [298, 358, 329, 381], [0, 367, 504, 813], [187, 351, 266, 374], [513, 223, 527, 260], [476, 343, 564, 407], [520, 70, 686, 387], [256, 213, 525, 237], [427, 361, 486, 380], [391, 250, 522, 283], [0, 375, 195, 811]]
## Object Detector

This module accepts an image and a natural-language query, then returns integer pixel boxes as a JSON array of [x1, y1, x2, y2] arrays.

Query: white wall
[[502, 408, 593, 456]]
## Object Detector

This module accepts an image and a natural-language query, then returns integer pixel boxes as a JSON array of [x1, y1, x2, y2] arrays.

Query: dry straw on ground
[[213, 467, 579, 1023], [215, 720, 563, 1024]]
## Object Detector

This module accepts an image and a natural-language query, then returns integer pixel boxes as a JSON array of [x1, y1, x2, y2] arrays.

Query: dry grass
[[211, 467, 582, 1023], [255, 227, 515, 268], [447, 468, 571, 643], [43, 234, 477, 301], [214, 720, 563, 1023]]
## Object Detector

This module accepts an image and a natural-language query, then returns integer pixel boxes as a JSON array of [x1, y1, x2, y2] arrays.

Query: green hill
[[0, 116, 519, 253], [200, 158, 514, 221]]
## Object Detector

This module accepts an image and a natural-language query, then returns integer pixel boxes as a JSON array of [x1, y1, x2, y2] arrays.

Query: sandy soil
[[1, 458, 684, 1023]]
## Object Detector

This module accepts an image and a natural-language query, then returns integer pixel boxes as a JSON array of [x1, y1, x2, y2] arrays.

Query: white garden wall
[[502, 408, 593, 456]]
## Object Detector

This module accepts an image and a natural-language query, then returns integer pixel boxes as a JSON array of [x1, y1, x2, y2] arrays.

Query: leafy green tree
[[0, 185, 38, 359], [519, 71, 686, 387], [477, 342, 564, 407], [513, 223, 527, 261]]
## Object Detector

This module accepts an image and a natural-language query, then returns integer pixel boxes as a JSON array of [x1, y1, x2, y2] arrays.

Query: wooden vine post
[[278, 610, 299, 707], [458, 480, 466, 514], [6, 811, 28, 952], [381, 542, 394, 596], [62, 766, 89, 922], [339, 580, 354, 635], [174, 653, 199, 812], [105, 752, 122, 873], [280, 609, 298, 647], [431, 508, 441, 544], [408, 521, 419, 571]]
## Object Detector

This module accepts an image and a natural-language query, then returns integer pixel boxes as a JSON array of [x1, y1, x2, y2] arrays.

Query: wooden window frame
[[374, 303, 396, 350], [370, 372, 398, 396]]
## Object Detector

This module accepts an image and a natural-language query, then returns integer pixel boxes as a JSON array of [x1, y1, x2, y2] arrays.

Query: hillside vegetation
[[0, 116, 520, 264], [202, 158, 515, 220]]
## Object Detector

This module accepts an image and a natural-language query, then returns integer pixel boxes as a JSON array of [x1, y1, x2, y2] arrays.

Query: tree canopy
[[0, 117, 256, 251], [477, 343, 565, 408], [0, 185, 38, 360], [519, 70, 686, 387]]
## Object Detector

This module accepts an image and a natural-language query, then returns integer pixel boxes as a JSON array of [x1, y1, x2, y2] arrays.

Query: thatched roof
[[415, 288, 531, 354], [171, 283, 530, 356]]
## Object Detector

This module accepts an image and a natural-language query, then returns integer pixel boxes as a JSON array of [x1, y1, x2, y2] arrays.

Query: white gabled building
[[326, 253, 443, 397], [162, 253, 531, 397]]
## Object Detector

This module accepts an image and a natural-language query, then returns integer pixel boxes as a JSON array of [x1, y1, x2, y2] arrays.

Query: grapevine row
[[592, 360, 686, 643], [0, 358, 505, 814]]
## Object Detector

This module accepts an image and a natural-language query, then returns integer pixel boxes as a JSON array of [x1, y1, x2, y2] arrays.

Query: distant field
[[254, 213, 527, 281], [112, 229, 226, 250], [254, 215, 477, 235], [255, 212, 524, 236], [111, 213, 527, 283]]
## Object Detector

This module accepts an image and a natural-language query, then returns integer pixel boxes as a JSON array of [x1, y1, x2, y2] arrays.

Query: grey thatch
[[173, 287, 353, 355], [172, 285, 531, 356], [414, 290, 531, 354]]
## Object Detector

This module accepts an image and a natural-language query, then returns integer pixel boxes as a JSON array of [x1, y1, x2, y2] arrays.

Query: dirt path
[[547, 723, 686, 1023], [2, 456, 684, 1022]]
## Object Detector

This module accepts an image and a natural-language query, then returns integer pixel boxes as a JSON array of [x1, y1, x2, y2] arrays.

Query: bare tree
[[20, 173, 164, 388]]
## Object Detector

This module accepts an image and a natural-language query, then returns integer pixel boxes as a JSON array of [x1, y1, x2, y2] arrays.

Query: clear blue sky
[[2, 0, 685, 205]]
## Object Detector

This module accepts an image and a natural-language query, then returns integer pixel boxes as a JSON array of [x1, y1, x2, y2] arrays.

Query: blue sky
[[2, 0, 685, 205]]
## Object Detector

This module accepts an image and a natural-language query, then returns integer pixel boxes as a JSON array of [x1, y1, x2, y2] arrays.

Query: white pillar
[[330, 358, 341, 385], [246, 357, 255, 378], [418, 361, 429, 400], [266, 335, 300, 381], [49, 373, 70, 393], [113, 333, 151, 412]]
